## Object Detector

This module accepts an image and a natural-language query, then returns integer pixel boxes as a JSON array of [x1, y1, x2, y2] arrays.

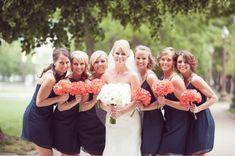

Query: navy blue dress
[[21, 85, 57, 149], [53, 94, 80, 154], [141, 80, 164, 155], [79, 94, 105, 155], [158, 93, 189, 155], [185, 83, 215, 155]]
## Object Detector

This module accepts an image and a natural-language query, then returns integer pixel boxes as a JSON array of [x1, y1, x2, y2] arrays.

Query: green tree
[[0, 41, 21, 80], [0, 0, 230, 54], [0, 41, 34, 81]]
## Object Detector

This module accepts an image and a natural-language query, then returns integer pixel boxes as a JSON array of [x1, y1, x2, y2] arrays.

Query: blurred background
[[0, 0, 235, 155]]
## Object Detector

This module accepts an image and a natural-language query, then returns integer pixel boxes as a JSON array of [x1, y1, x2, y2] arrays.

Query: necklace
[[164, 71, 175, 81], [140, 70, 148, 84], [185, 73, 195, 86]]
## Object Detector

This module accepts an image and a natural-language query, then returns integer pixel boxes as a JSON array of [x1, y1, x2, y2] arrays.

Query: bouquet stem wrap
[[110, 104, 116, 124]]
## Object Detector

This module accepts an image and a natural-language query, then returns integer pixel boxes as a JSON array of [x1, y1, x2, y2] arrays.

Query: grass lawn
[[0, 99, 29, 136], [229, 107, 235, 116], [0, 98, 35, 154]]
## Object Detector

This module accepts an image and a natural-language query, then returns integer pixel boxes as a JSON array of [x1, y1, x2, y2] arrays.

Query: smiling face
[[159, 53, 174, 72], [54, 54, 71, 75], [176, 51, 197, 74], [113, 47, 129, 65], [92, 55, 108, 75], [135, 50, 149, 70], [71, 57, 86, 76], [176, 55, 191, 74]]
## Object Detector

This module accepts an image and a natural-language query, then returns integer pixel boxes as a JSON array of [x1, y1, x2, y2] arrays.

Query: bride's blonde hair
[[110, 39, 130, 57], [107, 39, 137, 74]]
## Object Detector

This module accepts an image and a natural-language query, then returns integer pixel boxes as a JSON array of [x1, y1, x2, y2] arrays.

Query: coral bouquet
[[180, 89, 202, 119], [152, 80, 174, 96], [53, 79, 72, 95]]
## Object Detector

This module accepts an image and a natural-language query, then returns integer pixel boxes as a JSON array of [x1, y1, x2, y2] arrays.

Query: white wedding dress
[[102, 84, 141, 156]]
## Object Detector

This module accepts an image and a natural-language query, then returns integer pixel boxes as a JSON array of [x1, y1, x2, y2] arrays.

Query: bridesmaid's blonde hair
[[157, 47, 177, 66], [71, 50, 90, 81], [90, 50, 108, 73]]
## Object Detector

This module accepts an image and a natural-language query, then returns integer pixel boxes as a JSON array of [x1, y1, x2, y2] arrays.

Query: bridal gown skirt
[[102, 110, 141, 156]]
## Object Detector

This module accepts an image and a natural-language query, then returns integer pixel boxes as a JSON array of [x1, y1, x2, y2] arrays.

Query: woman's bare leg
[[35, 145, 53, 156]]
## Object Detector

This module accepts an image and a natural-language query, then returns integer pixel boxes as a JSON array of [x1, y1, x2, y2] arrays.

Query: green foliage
[[107, 0, 228, 38], [0, 0, 109, 54], [0, 41, 21, 77], [0, 0, 231, 54], [0, 0, 55, 53], [95, 13, 231, 77], [226, 23, 235, 75], [158, 14, 229, 76], [229, 107, 235, 116], [208, 0, 234, 17], [0, 41, 34, 78], [0, 0, 234, 79]]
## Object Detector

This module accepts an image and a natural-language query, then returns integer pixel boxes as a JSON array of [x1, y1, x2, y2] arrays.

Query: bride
[[100, 39, 141, 156]]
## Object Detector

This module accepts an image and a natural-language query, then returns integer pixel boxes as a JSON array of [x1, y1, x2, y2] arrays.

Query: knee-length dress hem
[[53, 100, 81, 155], [158, 93, 189, 155], [141, 80, 164, 155], [185, 83, 215, 155], [79, 94, 105, 155], [21, 84, 56, 149]]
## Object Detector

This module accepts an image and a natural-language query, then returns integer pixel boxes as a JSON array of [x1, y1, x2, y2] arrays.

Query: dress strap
[[168, 73, 177, 81], [185, 73, 197, 86]]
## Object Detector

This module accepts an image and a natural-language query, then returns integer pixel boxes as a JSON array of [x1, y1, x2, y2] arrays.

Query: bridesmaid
[[134, 45, 164, 156], [53, 51, 90, 155], [157, 47, 189, 155], [21, 48, 70, 156], [78, 50, 106, 156], [176, 50, 217, 156]]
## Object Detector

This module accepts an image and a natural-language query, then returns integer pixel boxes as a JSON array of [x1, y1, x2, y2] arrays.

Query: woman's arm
[[79, 94, 99, 112], [130, 72, 141, 91], [161, 75, 189, 111], [190, 75, 218, 113], [99, 101, 111, 114], [36, 74, 68, 107], [126, 72, 141, 112], [147, 70, 159, 87], [138, 71, 161, 111], [140, 101, 160, 111], [57, 95, 82, 111], [92, 73, 111, 113]]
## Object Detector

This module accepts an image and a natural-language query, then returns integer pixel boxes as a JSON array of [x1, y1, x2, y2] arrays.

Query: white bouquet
[[96, 83, 131, 124]]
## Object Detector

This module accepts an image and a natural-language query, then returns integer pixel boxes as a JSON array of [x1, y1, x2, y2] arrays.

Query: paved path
[[210, 102, 235, 156]]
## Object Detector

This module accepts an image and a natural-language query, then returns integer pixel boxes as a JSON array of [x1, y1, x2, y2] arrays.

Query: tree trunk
[[0, 128, 5, 142], [231, 75, 235, 108], [85, 36, 95, 56], [226, 75, 232, 93]]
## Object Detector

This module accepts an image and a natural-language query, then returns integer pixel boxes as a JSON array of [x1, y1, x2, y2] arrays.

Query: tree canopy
[[0, 0, 232, 54]]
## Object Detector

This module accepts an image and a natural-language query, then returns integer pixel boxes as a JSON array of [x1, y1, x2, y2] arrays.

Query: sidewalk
[[210, 102, 235, 156]]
